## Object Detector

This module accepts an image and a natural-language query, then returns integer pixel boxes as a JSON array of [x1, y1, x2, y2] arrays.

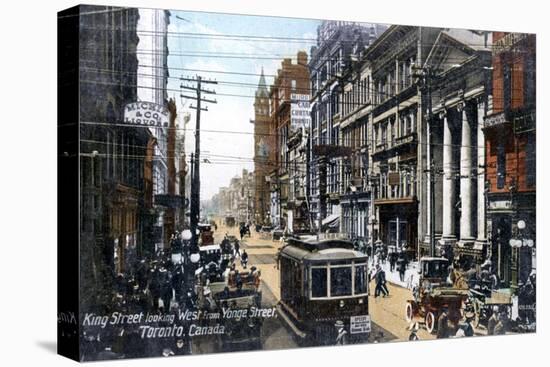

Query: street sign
[[350, 315, 371, 334]]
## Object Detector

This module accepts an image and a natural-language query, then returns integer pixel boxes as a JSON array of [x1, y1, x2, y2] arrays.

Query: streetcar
[[277, 237, 370, 345]]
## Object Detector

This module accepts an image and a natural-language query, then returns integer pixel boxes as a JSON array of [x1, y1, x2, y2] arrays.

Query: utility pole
[[180, 75, 217, 252], [427, 67, 436, 258], [413, 65, 436, 257]]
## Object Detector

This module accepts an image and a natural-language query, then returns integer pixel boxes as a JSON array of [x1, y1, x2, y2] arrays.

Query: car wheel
[[425, 311, 436, 334], [405, 302, 414, 322]]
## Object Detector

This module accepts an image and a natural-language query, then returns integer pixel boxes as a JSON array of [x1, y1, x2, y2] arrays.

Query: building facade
[[308, 21, 385, 234], [213, 169, 255, 224], [137, 8, 173, 250], [426, 29, 493, 265], [484, 32, 536, 292], [252, 69, 273, 225], [79, 6, 145, 296], [268, 51, 310, 232], [362, 25, 441, 258]]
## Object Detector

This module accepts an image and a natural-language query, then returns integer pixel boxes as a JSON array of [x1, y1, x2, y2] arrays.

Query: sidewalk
[[373, 258, 419, 289]]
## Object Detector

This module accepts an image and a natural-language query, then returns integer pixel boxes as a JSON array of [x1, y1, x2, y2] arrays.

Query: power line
[[78, 26, 533, 51]]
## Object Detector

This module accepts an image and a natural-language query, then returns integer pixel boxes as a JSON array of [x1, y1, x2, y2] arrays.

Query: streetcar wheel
[[425, 312, 436, 334], [405, 303, 414, 323]]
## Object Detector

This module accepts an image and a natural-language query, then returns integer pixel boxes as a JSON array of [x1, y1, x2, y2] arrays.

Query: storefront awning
[[321, 213, 340, 229]]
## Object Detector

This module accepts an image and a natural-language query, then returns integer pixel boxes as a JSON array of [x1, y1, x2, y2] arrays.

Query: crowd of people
[[80, 227, 264, 361]]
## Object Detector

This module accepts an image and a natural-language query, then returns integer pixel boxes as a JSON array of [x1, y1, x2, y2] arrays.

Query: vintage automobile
[[277, 237, 370, 345], [225, 216, 236, 227], [271, 226, 285, 241], [405, 257, 470, 333], [198, 223, 214, 246], [213, 287, 263, 352]]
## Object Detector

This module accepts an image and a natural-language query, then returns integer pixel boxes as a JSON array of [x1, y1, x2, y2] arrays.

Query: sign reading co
[[124, 102, 170, 127]]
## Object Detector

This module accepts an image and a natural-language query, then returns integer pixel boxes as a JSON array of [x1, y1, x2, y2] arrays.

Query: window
[[524, 54, 536, 107], [526, 133, 536, 187], [311, 73, 317, 95], [354, 264, 368, 294], [390, 120, 396, 145], [503, 62, 512, 112], [311, 267, 327, 298], [331, 267, 352, 297], [291, 79, 296, 93], [497, 143, 506, 189]]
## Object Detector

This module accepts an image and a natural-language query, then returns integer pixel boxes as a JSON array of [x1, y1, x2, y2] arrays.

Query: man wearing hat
[[334, 320, 348, 345]]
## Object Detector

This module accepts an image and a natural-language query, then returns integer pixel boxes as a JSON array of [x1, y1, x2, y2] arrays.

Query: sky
[[164, 10, 321, 200]]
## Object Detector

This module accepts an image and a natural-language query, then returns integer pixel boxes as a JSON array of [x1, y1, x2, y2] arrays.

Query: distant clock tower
[[252, 68, 272, 224]]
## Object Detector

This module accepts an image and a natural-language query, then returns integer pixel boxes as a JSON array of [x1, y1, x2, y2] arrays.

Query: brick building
[[484, 32, 536, 291], [268, 51, 310, 231]]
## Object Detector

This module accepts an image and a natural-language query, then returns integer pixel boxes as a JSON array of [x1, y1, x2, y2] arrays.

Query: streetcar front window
[[355, 264, 368, 294], [311, 267, 327, 298], [330, 267, 352, 297]]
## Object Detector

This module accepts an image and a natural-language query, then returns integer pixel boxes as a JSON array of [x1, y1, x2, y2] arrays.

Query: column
[[440, 110, 456, 244], [476, 99, 487, 245], [459, 103, 474, 244]]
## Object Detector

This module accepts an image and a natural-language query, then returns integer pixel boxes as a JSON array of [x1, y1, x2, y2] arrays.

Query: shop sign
[[124, 102, 170, 127], [290, 94, 311, 131]]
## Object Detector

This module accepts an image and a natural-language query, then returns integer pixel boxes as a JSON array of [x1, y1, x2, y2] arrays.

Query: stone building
[[213, 169, 255, 224], [308, 21, 385, 233], [78, 5, 145, 291], [363, 25, 441, 258], [136, 8, 173, 250], [425, 29, 493, 265]]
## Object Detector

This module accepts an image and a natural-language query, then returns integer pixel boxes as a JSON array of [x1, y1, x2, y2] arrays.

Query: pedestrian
[[241, 249, 249, 269], [234, 240, 241, 258], [375, 265, 389, 297], [463, 317, 475, 337], [493, 312, 507, 335], [487, 306, 499, 335], [334, 320, 348, 345], [389, 252, 397, 272], [436, 307, 451, 339], [380, 268, 389, 296], [408, 322, 419, 341], [397, 256, 406, 282]]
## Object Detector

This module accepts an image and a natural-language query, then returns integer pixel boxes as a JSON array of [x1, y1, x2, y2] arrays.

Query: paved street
[[212, 220, 405, 344]]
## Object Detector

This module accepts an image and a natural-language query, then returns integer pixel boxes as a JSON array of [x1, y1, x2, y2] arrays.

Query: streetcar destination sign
[[124, 102, 170, 127], [350, 315, 371, 334]]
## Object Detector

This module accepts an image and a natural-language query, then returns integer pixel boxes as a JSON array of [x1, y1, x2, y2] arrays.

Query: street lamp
[[181, 229, 192, 241]]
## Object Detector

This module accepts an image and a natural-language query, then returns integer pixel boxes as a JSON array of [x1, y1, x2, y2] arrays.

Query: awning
[[321, 214, 340, 230], [321, 213, 339, 226]]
